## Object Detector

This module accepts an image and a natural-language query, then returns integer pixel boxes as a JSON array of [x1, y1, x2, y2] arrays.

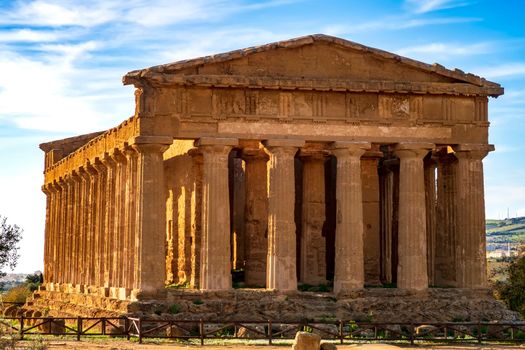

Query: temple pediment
[[123, 34, 502, 96]]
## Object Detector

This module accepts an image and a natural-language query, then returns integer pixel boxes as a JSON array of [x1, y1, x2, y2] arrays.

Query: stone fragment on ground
[[292, 331, 321, 350], [320, 342, 337, 350]]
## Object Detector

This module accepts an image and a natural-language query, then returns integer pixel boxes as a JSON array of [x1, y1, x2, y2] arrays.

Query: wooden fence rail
[[0, 316, 524, 344]]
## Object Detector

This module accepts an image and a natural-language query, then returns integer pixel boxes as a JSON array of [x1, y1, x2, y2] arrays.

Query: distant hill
[[486, 216, 525, 257]]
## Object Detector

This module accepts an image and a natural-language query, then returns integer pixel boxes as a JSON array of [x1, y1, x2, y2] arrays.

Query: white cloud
[[396, 43, 492, 57], [0, 0, 300, 28], [0, 29, 75, 43], [475, 63, 525, 79], [323, 16, 480, 36], [404, 0, 472, 14], [0, 43, 133, 133]]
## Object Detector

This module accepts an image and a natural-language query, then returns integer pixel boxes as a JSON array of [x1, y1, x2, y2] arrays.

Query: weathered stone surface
[[37, 34, 503, 319], [320, 343, 337, 350], [292, 331, 321, 350]]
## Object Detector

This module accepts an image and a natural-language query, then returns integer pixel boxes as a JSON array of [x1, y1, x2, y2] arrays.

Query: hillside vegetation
[[486, 216, 525, 251]]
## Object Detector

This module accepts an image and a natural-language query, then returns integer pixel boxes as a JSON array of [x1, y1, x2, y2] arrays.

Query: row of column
[[197, 139, 491, 293], [42, 136, 172, 298]]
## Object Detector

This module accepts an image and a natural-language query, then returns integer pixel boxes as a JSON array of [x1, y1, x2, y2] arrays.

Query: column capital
[[101, 152, 117, 168], [78, 166, 90, 181], [86, 162, 98, 177], [394, 142, 434, 160], [41, 184, 51, 195], [262, 139, 303, 158], [51, 180, 61, 192], [57, 177, 67, 188], [453, 144, 494, 160], [132, 142, 170, 154], [195, 137, 238, 148], [123, 144, 138, 159], [129, 135, 173, 145], [93, 158, 106, 174], [240, 147, 268, 161], [331, 141, 371, 158], [263, 139, 305, 149], [71, 170, 82, 183], [110, 148, 127, 164]]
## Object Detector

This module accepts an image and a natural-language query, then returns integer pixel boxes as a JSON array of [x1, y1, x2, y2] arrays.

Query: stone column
[[332, 142, 370, 294], [112, 150, 127, 290], [102, 154, 117, 290], [189, 149, 203, 289], [424, 156, 437, 286], [50, 181, 61, 285], [263, 139, 304, 291], [42, 185, 51, 283], [57, 177, 67, 285], [394, 142, 433, 290], [124, 146, 138, 290], [379, 163, 394, 285], [86, 163, 99, 288], [299, 151, 327, 285], [132, 136, 172, 297], [76, 167, 89, 289], [435, 151, 457, 287], [68, 172, 79, 287], [196, 137, 237, 290], [241, 148, 268, 287], [93, 159, 107, 288], [453, 144, 493, 288], [64, 175, 75, 286]]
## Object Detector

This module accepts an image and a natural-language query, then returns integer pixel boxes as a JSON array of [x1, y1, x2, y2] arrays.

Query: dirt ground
[[20, 341, 525, 350]]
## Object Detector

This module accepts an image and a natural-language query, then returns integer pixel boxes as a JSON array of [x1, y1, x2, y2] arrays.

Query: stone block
[[292, 331, 321, 350], [320, 343, 337, 350]]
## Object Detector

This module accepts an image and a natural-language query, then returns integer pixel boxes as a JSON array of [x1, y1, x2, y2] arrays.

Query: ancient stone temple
[[36, 35, 509, 320]]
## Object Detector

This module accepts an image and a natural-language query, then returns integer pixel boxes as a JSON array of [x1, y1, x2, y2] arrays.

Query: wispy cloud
[[475, 63, 525, 79], [0, 29, 75, 43], [323, 16, 480, 36], [396, 42, 493, 60], [404, 0, 473, 14], [0, 0, 300, 28]]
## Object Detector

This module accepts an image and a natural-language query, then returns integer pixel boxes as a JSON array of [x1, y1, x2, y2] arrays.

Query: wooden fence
[[0, 316, 524, 344]]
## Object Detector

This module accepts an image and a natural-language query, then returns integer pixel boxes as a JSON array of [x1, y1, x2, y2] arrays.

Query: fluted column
[[424, 156, 437, 286], [263, 139, 304, 291], [50, 181, 61, 285], [112, 150, 127, 290], [132, 136, 172, 296], [78, 166, 90, 288], [299, 151, 327, 285], [101, 154, 117, 289], [64, 175, 76, 284], [241, 148, 268, 287], [57, 177, 67, 284], [435, 151, 457, 287], [124, 146, 138, 290], [42, 185, 52, 283], [332, 142, 370, 294], [93, 159, 107, 288], [379, 163, 394, 285], [196, 137, 237, 290], [453, 144, 492, 288], [69, 172, 80, 287], [189, 149, 203, 289], [86, 163, 99, 288], [394, 142, 433, 290]]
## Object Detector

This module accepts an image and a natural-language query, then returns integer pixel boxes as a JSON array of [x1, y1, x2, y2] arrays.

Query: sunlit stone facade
[[40, 35, 501, 302]]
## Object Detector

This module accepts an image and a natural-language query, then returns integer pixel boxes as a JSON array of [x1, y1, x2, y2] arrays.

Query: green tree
[[0, 215, 22, 278], [495, 250, 525, 317]]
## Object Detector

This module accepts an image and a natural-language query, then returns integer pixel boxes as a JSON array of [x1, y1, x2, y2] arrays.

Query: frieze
[[171, 87, 482, 126]]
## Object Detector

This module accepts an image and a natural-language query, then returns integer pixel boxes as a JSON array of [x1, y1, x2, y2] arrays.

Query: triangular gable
[[123, 34, 501, 92]]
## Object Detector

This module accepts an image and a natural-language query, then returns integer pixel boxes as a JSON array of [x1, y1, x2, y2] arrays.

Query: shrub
[[2, 285, 30, 303]]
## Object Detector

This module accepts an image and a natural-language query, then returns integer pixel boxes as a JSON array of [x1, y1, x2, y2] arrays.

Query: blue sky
[[0, 0, 524, 273]]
